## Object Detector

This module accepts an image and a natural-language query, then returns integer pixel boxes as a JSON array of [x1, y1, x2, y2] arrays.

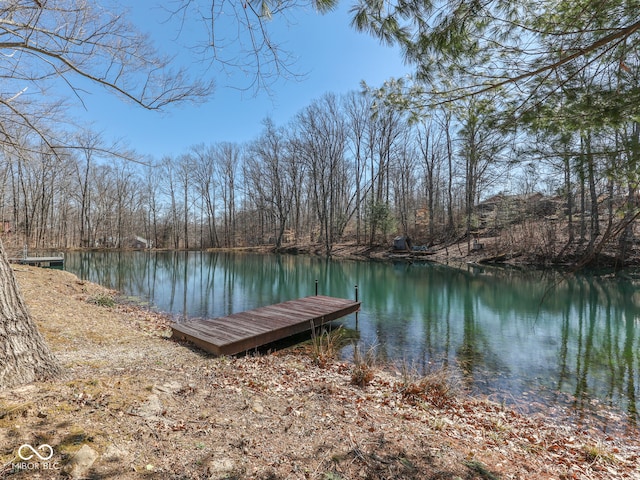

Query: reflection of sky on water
[[66, 251, 639, 432]]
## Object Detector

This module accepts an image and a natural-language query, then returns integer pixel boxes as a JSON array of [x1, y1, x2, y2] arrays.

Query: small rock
[[207, 458, 235, 479], [251, 400, 264, 414], [64, 445, 98, 479], [103, 444, 128, 462], [152, 381, 183, 394], [137, 394, 163, 418]]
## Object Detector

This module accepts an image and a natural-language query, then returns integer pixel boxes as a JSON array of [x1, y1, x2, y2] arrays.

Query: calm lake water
[[65, 251, 640, 432]]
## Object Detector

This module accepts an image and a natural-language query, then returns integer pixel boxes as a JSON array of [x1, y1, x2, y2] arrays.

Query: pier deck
[[9, 256, 64, 268], [171, 295, 361, 356]]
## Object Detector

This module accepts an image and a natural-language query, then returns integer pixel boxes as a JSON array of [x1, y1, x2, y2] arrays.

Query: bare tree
[[0, 252, 60, 387], [416, 115, 447, 241], [364, 87, 404, 245], [283, 126, 308, 242], [174, 0, 338, 92], [344, 91, 372, 243], [392, 129, 417, 237], [176, 155, 193, 249], [72, 131, 103, 248], [247, 118, 295, 248], [190, 144, 220, 248], [141, 163, 165, 249], [113, 161, 139, 248], [215, 143, 241, 247], [295, 94, 352, 253], [91, 164, 116, 247], [160, 156, 182, 249]]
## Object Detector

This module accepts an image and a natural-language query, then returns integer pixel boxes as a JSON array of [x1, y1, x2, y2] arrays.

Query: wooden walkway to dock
[[171, 295, 361, 356]]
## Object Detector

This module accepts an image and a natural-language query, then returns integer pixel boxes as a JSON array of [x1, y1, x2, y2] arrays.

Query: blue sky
[[67, 1, 412, 159]]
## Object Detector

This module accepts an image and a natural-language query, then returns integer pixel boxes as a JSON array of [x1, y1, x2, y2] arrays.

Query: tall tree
[[141, 163, 164, 249], [190, 144, 220, 248], [296, 94, 353, 253], [456, 97, 505, 252], [73, 132, 99, 248], [392, 130, 418, 236], [176, 155, 193, 249], [416, 113, 448, 240], [0, 251, 60, 386], [344, 91, 372, 243], [161, 156, 182, 249], [216, 142, 240, 247], [365, 82, 407, 245], [248, 119, 294, 248]]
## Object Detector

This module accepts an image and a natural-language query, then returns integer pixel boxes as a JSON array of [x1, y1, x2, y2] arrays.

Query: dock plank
[[171, 295, 360, 356]]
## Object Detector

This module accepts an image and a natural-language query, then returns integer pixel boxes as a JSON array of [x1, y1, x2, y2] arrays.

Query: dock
[[8, 246, 64, 268], [171, 295, 361, 356], [9, 256, 64, 268]]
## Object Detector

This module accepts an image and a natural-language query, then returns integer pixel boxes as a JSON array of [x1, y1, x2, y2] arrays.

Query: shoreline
[[0, 266, 638, 478], [43, 238, 640, 270]]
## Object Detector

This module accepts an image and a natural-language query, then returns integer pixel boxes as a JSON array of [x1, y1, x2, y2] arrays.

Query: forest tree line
[[2, 78, 639, 262], [3, 2, 640, 264]]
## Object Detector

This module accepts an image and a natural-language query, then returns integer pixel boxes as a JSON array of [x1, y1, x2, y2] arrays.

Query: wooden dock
[[171, 295, 361, 356], [9, 256, 64, 268]]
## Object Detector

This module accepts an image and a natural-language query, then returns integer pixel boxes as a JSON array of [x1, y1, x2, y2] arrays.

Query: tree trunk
[[585, 131, 600, 249], [564, 149, 574, 246], [445, 114, 455, 234], [0, 240, 60, 388]]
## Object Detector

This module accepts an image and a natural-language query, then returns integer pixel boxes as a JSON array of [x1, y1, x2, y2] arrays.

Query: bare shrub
[[350, 344, 377, 387], [310, 326, 346, 368], [397, 363, 459, 408]]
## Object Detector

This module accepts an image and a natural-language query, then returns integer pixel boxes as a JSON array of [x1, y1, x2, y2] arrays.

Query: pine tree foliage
[[350, 0, 640, 105]]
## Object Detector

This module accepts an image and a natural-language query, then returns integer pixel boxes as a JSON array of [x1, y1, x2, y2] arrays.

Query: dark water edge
[[63, 250, 640, 434]]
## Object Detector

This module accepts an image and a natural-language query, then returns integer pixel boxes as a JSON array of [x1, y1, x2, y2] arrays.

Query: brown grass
[[397, 363, 460, 409], [350, 345, 376, 388]]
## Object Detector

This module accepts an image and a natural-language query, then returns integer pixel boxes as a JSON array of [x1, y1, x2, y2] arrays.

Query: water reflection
[[66, 251, 640, 431]]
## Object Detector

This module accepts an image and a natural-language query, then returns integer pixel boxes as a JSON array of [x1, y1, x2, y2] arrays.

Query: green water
[[65, 251, 640, 432]]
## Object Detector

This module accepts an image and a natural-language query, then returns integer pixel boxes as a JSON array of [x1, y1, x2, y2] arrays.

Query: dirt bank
[[0, 266, 638, 479]]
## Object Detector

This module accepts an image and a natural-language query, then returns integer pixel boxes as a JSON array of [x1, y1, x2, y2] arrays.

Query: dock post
[[315, 279, 318, 296], [355, 285, 359, 330]]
